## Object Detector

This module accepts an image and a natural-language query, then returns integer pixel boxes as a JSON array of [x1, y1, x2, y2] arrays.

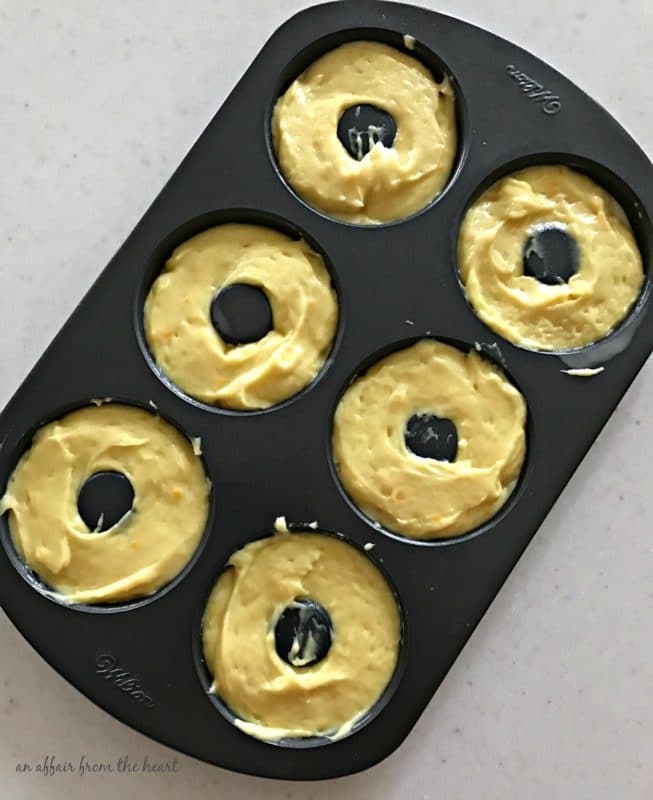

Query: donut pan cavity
[[1, 0, 652, 781]]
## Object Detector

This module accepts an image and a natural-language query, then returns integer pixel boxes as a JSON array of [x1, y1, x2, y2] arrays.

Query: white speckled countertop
[[0, 1, 651, 798]]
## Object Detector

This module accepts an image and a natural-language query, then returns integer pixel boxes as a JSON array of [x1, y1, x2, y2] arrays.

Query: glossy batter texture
[[458, 165, 644, 351], [145, 224, 338, 410], [202, 529, 401, 741], [272, 41, 457, 224], [0, 404, 209, 603], [333, 340, 527, 540]]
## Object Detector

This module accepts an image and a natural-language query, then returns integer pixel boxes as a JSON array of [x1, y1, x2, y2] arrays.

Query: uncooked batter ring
[[332, 339, 527, 540], [0, 404, 209, 604], [272, 40, 457, 225], [201, 527, 401, 741], [457, 165, 644, 351], [144, 224, 338, 410]]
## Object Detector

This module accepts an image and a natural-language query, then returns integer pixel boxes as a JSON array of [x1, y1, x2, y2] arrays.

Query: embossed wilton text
[[96, 654, 155, 708], [505, 65, 561, 115]]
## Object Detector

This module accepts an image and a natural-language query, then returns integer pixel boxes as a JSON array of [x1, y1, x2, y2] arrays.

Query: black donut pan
[[1, 0, 652, 781]]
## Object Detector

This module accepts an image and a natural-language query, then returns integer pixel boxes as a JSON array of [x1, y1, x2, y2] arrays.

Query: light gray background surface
[[0, 1, 651, 798]]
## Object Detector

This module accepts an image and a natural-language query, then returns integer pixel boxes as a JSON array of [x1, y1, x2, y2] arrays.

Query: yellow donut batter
[[272, 41, 457, 224], [0, 404, 209, 603], [202, 527, 401, 741], [458, 165, 644, 351], [145, 224, 338, 410], [333, 340, 527, 540]]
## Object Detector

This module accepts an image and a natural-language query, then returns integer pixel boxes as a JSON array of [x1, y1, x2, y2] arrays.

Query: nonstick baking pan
[[1, 0, 651, 781]]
